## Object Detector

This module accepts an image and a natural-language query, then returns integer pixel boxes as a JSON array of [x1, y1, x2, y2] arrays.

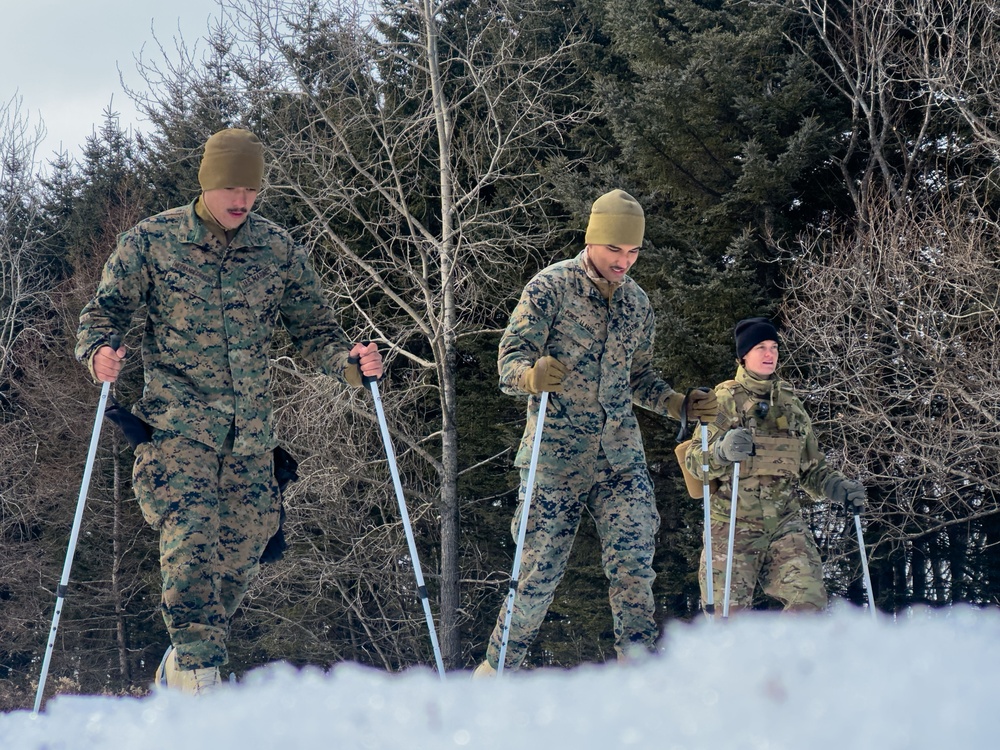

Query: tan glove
[[686, 388, 719, 422], [666, 388, 720, 422], [520, 356, 567, 394], [345, 362, 364, 388]]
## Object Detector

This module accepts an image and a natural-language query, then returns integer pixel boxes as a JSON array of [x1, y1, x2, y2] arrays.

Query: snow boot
[[155, 646, 221, 695], [472, 660, 496, 678]]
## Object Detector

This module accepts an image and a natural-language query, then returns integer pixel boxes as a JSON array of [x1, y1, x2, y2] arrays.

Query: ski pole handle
[[676, 386, 713, 442], [348, 340, 378, 385]]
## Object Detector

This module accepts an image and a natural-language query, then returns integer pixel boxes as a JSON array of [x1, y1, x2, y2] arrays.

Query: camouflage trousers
[[485, 459, 660, 669], [131, 430, 280, 670], [699, 510, 827, 615]]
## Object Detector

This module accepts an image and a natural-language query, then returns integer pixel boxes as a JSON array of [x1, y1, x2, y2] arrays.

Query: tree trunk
[[424, 0, 461, 668], [111, 434, 130, 683]]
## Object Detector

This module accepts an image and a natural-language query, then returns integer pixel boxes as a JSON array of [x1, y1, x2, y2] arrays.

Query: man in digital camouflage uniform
[[473, 189, 718, 675], [76, 128, 383, 694], [683, 317, 866, 614]]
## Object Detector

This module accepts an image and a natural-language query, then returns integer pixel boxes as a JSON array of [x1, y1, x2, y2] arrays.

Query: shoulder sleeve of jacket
[[790, 392, 834, 500], [498, 268, 561, 395], [629, 294, 681, 417], [75, 225, 151, 367]]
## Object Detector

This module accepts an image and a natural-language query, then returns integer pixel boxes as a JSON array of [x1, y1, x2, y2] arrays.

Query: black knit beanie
[[734, 317, 779, 360]]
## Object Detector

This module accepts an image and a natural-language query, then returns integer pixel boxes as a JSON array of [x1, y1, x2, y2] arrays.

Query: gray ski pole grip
[[108, 333, 122, 350]]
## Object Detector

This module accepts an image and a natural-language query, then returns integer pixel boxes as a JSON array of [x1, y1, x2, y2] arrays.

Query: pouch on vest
[[741, 433, 802, 478], [674, 438, 718, 499]]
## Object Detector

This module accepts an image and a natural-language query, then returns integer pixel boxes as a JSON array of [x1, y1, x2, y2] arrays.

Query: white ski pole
[[356, 357, 445, 678], [854, 512, 877, 620], [33, 335, 119, 714], [497, 390, 549, 676], [700, 423, 715, 618], [722, 461, 740, 620]]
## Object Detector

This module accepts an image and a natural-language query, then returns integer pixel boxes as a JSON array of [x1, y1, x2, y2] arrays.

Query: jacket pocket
[[131, 439, 167, 529], [547, 310, 598, 371]]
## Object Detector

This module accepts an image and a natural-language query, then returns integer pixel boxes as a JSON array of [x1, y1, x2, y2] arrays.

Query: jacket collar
[[578, 249, 623, 302], [177, 199, 270, 250], [735, 364, 777, 399]]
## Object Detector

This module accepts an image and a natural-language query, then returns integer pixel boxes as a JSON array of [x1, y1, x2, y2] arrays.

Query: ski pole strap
[[676, 386, 711, 442], [675, 389, 692, 442]]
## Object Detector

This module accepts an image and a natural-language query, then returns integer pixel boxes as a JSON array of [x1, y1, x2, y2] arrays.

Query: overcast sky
[[4, 0, 221, 164]]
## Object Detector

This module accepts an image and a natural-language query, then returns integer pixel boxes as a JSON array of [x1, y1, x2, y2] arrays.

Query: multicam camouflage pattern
[[485, 460, 660, 669], [487, 251, 680, 668], [76, 201, 355, 457], [685, 365, 839, 612], [499, 251, 680, 472], [700, 514, 827, 612], [132, 431, 280, 669]]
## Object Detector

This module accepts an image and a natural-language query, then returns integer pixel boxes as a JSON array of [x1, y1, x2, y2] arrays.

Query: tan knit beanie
[[198, 129, 265, 191], [584, 189, 645, 247]]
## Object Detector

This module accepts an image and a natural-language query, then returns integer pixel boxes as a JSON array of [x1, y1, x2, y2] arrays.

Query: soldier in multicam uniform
[[683, 317, 866, 614], [473, 189, 719, 676], [76, 129, 383, 694]]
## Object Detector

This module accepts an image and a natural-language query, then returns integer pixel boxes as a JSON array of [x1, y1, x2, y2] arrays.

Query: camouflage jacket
[[684, 365, 841, 523], [76, 201, 354, 456], [499, 251, 681, 473]]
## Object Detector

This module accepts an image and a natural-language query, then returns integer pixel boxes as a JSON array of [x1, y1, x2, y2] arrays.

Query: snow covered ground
[[3, 602, 997, 749]]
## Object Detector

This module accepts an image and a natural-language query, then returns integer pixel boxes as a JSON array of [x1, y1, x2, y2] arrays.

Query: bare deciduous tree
[[0, 94, 49, 390], [771, 1, 1000, 609], [784, 192, 1000, 607]]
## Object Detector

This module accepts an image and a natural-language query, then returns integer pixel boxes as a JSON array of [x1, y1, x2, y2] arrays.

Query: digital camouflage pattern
[[132, 432, 279, 669], [77, 200, 354, 670], [685, 365, 841, 612], [76, 201, 355, 457], [498, 251, 682, 472], [484, 460, 659, 668], [486, 251, 681, 668]]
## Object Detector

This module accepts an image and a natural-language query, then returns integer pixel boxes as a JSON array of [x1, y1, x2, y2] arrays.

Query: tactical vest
[[717, 379, 804, 484]]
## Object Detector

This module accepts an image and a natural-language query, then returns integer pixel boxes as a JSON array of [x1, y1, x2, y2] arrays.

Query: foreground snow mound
[[3, 604, 998, 749]]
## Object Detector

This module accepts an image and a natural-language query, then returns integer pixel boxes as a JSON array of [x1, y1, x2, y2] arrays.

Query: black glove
[[824, 475, 867, 515], [273, 446, 299, 493], [104, 398, 154, 450], [714, 427, 754, 463], [261, 447, 300, 565]]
